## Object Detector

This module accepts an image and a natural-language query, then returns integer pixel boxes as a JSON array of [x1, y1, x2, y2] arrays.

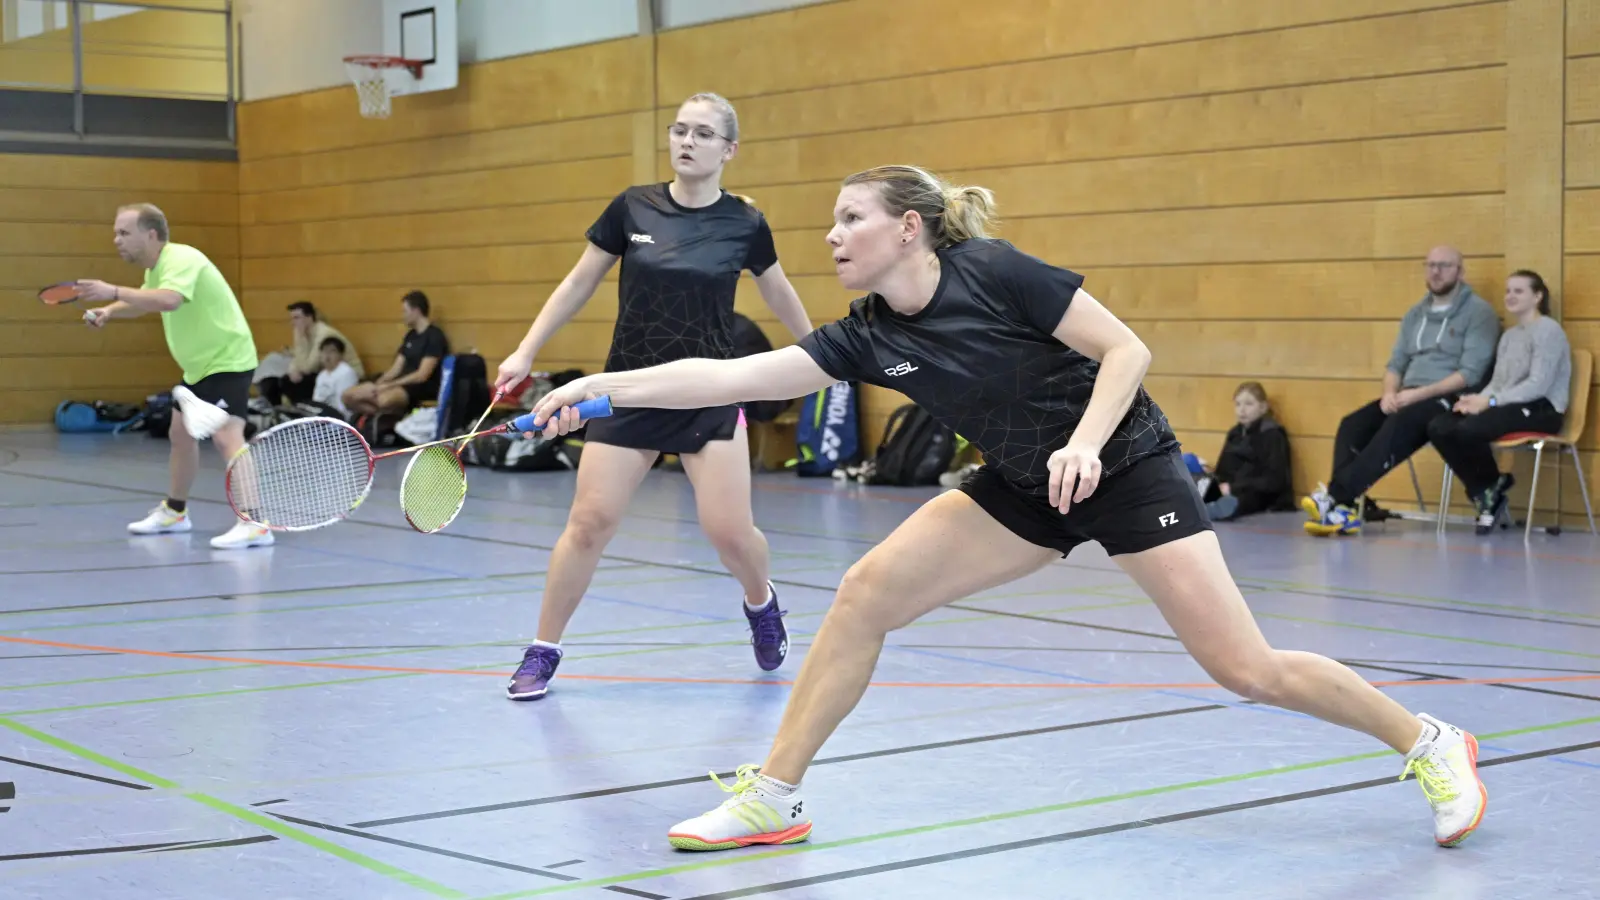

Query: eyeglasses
[[1424, 261, 1459, 271], [668, 123, 731, 143]]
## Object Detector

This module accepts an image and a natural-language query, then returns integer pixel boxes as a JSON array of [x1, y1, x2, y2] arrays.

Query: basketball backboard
[[382, 0, 457, 95]]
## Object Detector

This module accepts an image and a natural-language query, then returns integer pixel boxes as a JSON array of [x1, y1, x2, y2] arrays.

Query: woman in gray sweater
[[1426, 269, 1571, 533]]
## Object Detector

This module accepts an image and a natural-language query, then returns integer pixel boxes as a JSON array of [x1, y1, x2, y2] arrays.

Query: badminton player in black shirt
[[495, 93, 814, 701], [529, 165, 1487, 851]]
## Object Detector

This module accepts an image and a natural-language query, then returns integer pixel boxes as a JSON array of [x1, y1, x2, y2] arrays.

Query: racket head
[[38, 282, 82, 305], [225, 416, 376, 531], [398, 444, 469, 534]]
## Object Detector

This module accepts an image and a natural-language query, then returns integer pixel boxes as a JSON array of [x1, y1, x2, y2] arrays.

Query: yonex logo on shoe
[[1158, 512, 1178, 527], [791, 801, 803, 818]]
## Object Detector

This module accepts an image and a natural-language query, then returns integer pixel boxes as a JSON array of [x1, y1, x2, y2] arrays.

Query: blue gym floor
[[1, 429, 1597, 899]]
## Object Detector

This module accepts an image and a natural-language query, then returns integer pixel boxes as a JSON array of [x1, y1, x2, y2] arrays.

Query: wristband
[[1488, 396, 1497, 408], [114, 286, 119, 301]]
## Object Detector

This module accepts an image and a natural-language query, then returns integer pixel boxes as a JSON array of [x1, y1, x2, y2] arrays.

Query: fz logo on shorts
[[883, 361, 919, 377], [1158, 512, 1179, 527]]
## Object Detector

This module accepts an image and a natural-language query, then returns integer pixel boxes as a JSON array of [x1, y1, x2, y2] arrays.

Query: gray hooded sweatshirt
[[1385, 282, 1500, 391]]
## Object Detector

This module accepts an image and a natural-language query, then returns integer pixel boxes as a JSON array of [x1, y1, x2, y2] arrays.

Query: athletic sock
[[744, 584, 774, 613], [532, 639, 561, 652], [757, 773, 798, 796], [166, 499, 187, 514], [1410, 719, 1441, 754]]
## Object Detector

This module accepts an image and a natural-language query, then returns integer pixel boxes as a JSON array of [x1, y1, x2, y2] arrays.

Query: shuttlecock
[[172, 385, 231, 440]]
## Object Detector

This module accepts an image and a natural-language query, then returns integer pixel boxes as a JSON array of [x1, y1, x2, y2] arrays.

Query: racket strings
[[399, 445, 469, 533], [229, 419, 372, 529]]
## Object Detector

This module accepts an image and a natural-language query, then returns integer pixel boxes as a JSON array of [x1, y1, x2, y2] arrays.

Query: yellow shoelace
[[1400, 754, 1459, 804], [709, 764, 763, 803]]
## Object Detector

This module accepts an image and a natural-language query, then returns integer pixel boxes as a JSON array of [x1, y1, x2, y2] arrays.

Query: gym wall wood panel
[[656, 0, 1531, 512], [233, 0, 1594, 521], [1564, 0, 1600, 527], [0, 153, 239, 425]]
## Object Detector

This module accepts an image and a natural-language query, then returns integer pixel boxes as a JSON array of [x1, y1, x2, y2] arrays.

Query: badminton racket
[[396, 388, 505, 534], [38, 282, 84, 305], [225, 396, 613, 532]]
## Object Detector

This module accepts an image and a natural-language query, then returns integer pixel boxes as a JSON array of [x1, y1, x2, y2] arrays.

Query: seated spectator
[[257, 301, 361, 406], [308, 336, 360, 418], [1195, 382, 1294, 521], [341, 290, 449, 418], [1427, 269, 1571, 534], [1303, 246, 1501, 536]]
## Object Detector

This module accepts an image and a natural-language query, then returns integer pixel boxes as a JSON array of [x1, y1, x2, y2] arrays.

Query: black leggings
[[1427, 399, 1564, 497], [1328, 396, 1456, 505]]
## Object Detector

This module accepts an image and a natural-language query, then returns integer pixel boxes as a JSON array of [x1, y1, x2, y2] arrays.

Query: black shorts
[[182, 369, 253, 420], [958, 449, 1212, 557], [582, 405, 742, 455], [402, 382, 438, 410]]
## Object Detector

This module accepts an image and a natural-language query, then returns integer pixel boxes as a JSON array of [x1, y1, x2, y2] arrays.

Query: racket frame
[[38, 282, 83, 305], [224, 415, 377, 532]]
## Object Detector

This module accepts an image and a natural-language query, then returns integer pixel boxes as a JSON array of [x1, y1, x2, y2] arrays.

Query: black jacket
[[1213, 416, 1294, 515]]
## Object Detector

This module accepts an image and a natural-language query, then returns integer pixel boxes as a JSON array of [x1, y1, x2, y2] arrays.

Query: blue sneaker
[[745, 583, 788, 671], [506, 644, 562, 700]]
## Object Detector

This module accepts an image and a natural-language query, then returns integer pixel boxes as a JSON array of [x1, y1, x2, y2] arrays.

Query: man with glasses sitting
[[1302, 246, 1501, 535]]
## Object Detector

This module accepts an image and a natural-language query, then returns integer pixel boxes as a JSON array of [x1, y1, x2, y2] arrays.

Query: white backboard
[[382, 0, 458, 95]]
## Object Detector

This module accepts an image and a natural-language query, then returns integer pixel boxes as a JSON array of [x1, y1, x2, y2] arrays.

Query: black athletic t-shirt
[[587, 183, 779, 373], [397, 324, 449, 394], [799, 239, 1178, 496]]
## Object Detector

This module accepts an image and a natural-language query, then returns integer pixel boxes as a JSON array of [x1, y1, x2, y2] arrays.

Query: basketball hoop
[[343, 55, 424, 119]]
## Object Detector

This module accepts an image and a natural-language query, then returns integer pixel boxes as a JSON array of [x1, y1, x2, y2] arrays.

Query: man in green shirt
[[80, 203, 273, 550]]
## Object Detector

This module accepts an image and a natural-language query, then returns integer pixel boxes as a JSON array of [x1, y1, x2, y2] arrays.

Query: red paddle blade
[[38, 283, 82, 305]]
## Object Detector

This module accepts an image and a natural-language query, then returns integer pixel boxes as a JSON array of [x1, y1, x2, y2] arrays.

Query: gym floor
[[1, 429, 1597, 900]]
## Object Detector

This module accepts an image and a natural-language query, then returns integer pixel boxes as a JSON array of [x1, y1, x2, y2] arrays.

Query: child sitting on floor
[[1188, 381, 1294, 521]]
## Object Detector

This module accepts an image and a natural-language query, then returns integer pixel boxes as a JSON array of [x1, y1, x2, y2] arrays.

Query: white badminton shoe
[[210, 519, 273, 549], [127, 503, 192, 535], [1401, 713, 1486, 847], [667, 765, 811, 851]]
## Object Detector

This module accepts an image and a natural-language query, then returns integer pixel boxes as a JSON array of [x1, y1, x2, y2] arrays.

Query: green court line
[[473, 712, 1600, 899], [1242, 575, 1600, 622], [0, 716, 467, 899], [0, 597, 1139, 718], [1254, 611, 1600, 660]]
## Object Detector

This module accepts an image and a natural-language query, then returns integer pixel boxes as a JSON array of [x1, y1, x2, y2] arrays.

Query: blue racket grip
[[511, 395, 613, 434]]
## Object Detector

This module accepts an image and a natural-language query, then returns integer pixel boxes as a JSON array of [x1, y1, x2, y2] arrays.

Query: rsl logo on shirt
[[629, 233, 654, 244]]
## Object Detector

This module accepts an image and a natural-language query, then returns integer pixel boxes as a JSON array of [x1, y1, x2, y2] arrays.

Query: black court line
[[350, 703, 1225, 829], [544, 859, 584, 869], [150, 835, 279, 854], [1242, 583, 1600, 631], [0, 839, 199, 862], [270, 813, 582, 882], [605, 887, 669, 899], [1347, 662, 1600, 704], [0, 561, 230, 577], [250, 798, 288, 807], [0, 566, 564, 616], [946, 603, 1181, 642], [0, 754, 152, 791], [674, 737, 1600, 900]]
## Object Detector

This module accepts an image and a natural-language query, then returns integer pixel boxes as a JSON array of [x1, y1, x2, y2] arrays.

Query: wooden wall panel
[[231, 0, 1580, 514], [1572, 0, 1600, 56], [0, 154, 238, 425], [1570, 57, 1600, 122]]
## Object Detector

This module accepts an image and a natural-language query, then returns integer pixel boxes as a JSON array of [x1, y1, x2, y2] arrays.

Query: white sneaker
[[128, 503, 192, 535], [209, 520, 274, 550], [1400, 713, 1486, 847], [667, 765, 811, 851]]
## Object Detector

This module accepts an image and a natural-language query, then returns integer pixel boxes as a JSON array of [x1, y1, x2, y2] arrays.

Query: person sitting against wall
[[1302, 245, 1501, 536], [256, 301, 362, 406], [341, 290, 450, 418], [1193, 381, 1294, 521], [1426, 269, 1571, 534]]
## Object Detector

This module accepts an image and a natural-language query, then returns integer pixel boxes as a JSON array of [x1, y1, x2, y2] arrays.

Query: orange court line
[[3, 634, 1599, 691]]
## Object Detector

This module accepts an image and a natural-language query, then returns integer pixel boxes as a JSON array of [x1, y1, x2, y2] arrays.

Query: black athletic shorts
[[958, 448, 1212, 557], [182, 369, 253, 421], [582, 405, 743, 455]]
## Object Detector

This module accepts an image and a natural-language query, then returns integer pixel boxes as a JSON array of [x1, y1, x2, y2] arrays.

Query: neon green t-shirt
[[142, 243, 257, 384]]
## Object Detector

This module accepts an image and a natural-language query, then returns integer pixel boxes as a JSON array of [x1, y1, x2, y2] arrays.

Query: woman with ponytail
[[529, 164, 1486, 853]]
